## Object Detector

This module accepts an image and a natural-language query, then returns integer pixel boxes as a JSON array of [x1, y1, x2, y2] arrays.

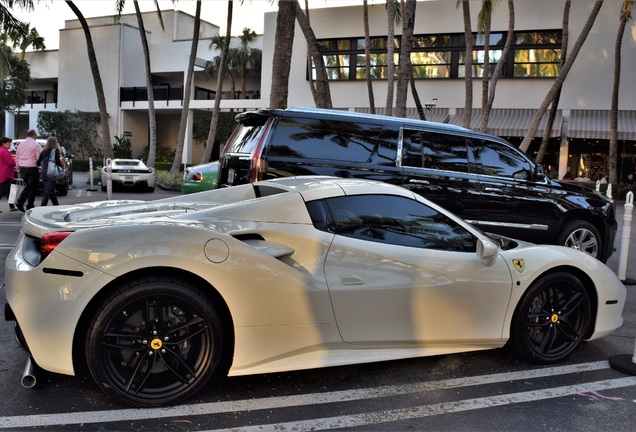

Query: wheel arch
[[72, 266, 236, 378], [513, 265, 598, 340]]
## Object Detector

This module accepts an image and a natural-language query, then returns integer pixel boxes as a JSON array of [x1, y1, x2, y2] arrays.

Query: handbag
[[46, 149, 65, 180], [8, 178, 25, 204]]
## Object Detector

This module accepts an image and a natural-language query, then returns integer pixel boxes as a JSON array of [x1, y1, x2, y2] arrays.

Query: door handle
[[408, 179, 430, 185]]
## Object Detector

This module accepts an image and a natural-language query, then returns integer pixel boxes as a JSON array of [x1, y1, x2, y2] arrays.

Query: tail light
[[41, 232, 72, 259], [147, 167, 154, 173], [193, 172, 202, 182], [250, 120, 273, 182]]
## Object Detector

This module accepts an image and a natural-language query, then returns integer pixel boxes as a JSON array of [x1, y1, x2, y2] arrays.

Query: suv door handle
[[409, 179, 430, 185]]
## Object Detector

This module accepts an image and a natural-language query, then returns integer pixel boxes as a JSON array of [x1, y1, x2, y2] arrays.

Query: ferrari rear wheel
[[511, 272, 591, 364], [85, 277, 223, 407]]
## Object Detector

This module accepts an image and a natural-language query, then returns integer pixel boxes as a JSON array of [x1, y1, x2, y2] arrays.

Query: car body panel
[[4, 177, 626, 380]]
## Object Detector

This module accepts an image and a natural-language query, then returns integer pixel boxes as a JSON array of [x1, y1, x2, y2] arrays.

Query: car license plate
[[228, 169, 235, 184]]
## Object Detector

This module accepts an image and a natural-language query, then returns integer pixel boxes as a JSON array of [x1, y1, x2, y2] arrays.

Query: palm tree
[[609, 0, 633, 184], [201, 0, 232, 164], [294, 0, 332, 108], [460, 0, 474, 129], [234, 27, 261, 99], [65, 1, 113, 159], [535, 1, 569, 165], [205, 35, 236, 99], [395, 0, 416, 118], [0, 1, 34, 82], [477, 0, 497, 132], [7, 21, 45, 60], [481, 0, 514, 133], [171, 0, 202, 172], [363, 0, 375, 114], [385, 0, 396, 115], [519, 0, 603, 153], [269, 0, 295, 109]]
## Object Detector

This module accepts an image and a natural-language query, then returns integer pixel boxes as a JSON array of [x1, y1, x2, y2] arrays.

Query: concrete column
[[4, 111, 15, 137]]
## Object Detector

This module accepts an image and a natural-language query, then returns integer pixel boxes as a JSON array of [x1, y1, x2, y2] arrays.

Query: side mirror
[[533, 164, 545, 182], [477, 238, 499, 266]]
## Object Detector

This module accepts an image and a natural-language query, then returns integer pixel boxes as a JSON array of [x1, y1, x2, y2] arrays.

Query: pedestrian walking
[[14, 129, 42, 212], [36, 137, 64, 206], [0, 136, 17, 212]]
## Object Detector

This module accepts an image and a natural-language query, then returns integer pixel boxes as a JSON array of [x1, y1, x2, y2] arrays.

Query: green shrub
[[155, 170, 183, 188]]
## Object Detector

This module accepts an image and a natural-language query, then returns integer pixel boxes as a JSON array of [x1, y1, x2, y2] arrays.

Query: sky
[[11, 0, 375, 51]]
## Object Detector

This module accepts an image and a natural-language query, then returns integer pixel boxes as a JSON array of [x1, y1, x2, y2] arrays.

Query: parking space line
[[0, 361, 616, 429]]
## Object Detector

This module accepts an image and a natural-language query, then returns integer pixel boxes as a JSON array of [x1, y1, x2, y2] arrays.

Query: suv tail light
[[250, 120, 273, 182]]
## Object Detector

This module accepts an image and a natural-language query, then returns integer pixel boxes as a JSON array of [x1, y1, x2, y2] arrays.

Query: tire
[[558, 220, 602, 261], [510, 272, 591, 364], [85, 277, 224, 407]]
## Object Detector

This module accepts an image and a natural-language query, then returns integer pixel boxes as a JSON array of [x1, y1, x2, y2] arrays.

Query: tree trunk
[[395, 0, 416, 118], [536, 1, 570, 165], [483, 0, 515, 131], [269, 1, 296, 109], [479, 13, 491, 132], [461, 0, 473, 129], [133, 1, 156, 167], [295, 1, 332, 109], [609, 2, 631, 184], [170, 0, 201, 172], [65, 1, 113, 159], [363, 0, 375, 114], [385, 0, 396, 116], [519, 0, 603, 153], [202, 0, 233, 164]]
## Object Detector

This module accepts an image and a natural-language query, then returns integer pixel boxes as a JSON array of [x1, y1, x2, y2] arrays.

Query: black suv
[[218, 107, 617, 262]]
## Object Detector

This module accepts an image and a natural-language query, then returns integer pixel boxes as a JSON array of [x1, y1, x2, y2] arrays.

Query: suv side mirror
[[533, 164, 545, 182]]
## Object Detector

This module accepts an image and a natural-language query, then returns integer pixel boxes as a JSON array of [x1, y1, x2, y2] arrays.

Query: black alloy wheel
[[511, 272, 591, 364], [85, 277, 223, 407]]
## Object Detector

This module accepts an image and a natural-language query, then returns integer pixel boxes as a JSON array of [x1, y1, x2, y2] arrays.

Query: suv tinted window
[[225, 124, 266, 154], [471, 139, 533, 180], [402, 130, 470, 172], [266, 117, 386, 163], [308, 195, 476, 252]]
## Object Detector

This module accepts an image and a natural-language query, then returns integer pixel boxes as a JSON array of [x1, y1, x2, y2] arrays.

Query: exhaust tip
[[21, 358, 37, 389]]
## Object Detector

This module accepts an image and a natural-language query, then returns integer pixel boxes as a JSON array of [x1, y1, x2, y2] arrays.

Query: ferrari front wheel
[[85, 277, 223, 407], [511, 272, 591, 364]]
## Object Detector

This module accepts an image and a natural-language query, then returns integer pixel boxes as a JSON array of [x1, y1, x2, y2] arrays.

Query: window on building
[[313, 30, 561, 81]]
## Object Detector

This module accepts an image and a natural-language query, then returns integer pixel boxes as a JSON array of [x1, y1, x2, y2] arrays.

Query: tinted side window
[[266, 117, 385, 163], [402, 129, 470, 172], [471, 139, 533, 179], [223, 124, 266, 154], [311, 194, 476, 252]]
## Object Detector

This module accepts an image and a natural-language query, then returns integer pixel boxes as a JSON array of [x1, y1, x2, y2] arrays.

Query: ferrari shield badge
[[512, 259, 525, 273]]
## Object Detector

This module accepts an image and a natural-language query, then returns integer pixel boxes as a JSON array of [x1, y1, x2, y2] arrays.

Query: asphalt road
[[0, 174, 635, 431]]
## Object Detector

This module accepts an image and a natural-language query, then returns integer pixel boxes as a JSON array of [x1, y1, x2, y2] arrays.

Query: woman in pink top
[[0, 136, 17, 212]]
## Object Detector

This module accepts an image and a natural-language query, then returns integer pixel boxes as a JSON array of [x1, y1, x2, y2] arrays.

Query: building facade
[[6, 0, 636, 180]]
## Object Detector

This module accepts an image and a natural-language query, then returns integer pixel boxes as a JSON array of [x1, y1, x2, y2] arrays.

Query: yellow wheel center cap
[[150, 338, 163, 350], [551, 314, 559, 323]]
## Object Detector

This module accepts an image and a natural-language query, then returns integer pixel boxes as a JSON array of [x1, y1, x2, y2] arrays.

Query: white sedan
[[4, 177, 626, 407], [101, 158, 155, 192]]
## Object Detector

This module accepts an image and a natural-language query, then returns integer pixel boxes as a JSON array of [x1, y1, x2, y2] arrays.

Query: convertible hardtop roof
[[234, 106, 506, 142], [258, 176, 417, 202]]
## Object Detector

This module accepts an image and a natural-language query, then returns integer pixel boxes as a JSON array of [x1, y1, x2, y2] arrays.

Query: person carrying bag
[[0, 136, 18, 212], [37, 137, 64, 206]]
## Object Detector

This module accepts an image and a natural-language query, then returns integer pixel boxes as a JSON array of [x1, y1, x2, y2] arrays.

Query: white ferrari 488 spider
[[4, 176, 626, 407]]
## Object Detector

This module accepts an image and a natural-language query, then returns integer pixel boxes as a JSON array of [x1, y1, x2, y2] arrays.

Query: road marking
[[0, 244, 15, 250], [0, 360, 622, 429], [217, 377, 636, 432]]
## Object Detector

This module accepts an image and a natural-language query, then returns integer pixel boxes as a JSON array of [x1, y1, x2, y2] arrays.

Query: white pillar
[[182, 109, 194, 165], [4, 111, 15, 137]]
